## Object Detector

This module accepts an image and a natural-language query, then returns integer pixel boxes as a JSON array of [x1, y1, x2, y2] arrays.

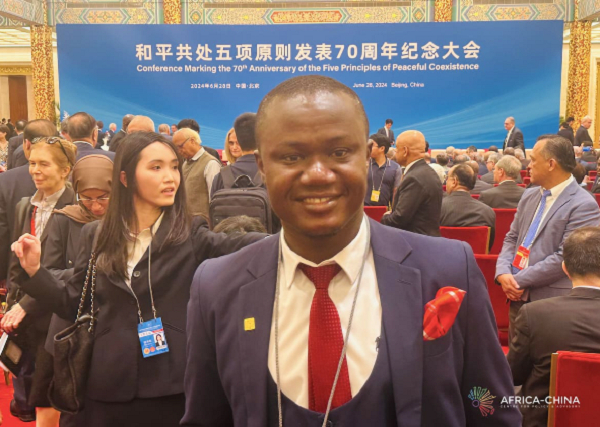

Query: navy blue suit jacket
[[183, 219, 521, 426], [73, 142, 115, 161]]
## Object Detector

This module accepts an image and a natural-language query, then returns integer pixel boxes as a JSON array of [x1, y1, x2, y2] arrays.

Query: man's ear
[[366, 140, 374, 159], [120, 171, 127, 188], [562, 261, 571, 279], [255, 150, 266, 183]]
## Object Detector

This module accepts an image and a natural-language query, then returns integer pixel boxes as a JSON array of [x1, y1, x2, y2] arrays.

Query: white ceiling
[[0, 27, 56, 48]]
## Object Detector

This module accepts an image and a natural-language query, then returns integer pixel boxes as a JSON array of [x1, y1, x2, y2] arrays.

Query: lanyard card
[[512, 245, 530, 271], [138, 317, 169, 358], [371, 190, 381, 202]]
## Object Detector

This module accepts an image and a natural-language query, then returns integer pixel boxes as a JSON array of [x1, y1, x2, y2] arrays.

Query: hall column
[[434, 0, 452, 22], [163, 0, 182, 24], [30, 25, 55, 121], [566, 0, 591, 131]]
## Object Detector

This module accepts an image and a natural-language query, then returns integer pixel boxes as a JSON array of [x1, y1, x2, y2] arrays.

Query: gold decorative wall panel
[[566, 20, 591, 131], [164, 0, 182, 24], [435, 0, 452, 22], [30, 25, 55, 121], [0, 66, 32, 76]]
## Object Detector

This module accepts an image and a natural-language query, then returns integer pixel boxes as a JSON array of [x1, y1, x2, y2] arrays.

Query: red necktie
[[299, 263, 352, 413], [423, 286, 466, 341]]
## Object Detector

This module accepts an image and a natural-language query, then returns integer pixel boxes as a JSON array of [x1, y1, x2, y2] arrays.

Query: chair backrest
[[364, 206, 387, 223], [440, 226, 490, 254], [595, 193, 600, 209], [491, 208, 517, 255], [474, 254, 508, 345], [520, 170, 527, 178], [548, 351, 600, 426], [471, 194, 480, 200], [442, 185, 446, 192], [589, 170, 597, 179], [524, 176, 531, 185]]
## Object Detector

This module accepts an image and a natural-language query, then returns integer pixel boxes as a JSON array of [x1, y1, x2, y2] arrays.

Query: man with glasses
[[172, 128, 221, 217], [67, 112, 115, 161]]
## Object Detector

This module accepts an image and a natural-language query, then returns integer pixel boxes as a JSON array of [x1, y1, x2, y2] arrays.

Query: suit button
[[133, 271, 141, 278]]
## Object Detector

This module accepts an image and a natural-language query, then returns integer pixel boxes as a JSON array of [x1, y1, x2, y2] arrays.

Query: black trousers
[[82, 394, 185, 427]]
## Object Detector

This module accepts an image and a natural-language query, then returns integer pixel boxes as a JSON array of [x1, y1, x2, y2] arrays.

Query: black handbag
[[48, 252, 98, 414]]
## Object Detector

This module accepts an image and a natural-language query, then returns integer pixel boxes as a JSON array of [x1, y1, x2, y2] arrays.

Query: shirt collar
[[74, 140, 93, 147], [403, 158, 422, 174], [31, 186, 66, 208], [280, 216, 368, 290], [237, 154, 256, 163], [499, 179, 516, 185], [542, 175, 574, 199], [131, 211, 165, 240], [190, 147, 205, 162]]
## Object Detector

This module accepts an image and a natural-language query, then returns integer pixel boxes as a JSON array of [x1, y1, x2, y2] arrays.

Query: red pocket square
[[423, 287, 466, 341]]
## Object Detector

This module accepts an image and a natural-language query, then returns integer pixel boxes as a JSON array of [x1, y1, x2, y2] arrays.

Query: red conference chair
[[216, 149, 223, 160], [471, 194, 480, 200], [595, 194, 600, 208], [442, 185, 446, 192], [364, 206, 387, 223], [523, 176, 531, 185], [474, 254, 509, 347], [589, 170, 597, 180], [519, 170, 527, 179], [587, 182, 594, 191], [548, 351, 600, 426], [491, 209, 517, 255], [440, 226, 490, 255]]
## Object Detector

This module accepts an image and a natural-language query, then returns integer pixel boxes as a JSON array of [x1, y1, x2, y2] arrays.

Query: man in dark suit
[[67, 112, 115, 161], [108, 114, 133, 153], [182, 75, 521, 427], [467, 161, 493, 194], [210, 113, 259, 196], [0, 119, 57, 422], [481, 152, 500, 184], [496, 135, 600, 342], [575, 116, 593, 147], [7, 120, 25, 170], [508, 226, 600, 427], [558, 121, 574, 145], [381, 130, 443, 236], [377, 118, 395, 145], [442, 164, 496, 250], [480, 156, 526, 209], [503, 117, 525, 153]]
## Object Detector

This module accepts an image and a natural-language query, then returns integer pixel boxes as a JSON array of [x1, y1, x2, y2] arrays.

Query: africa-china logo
[[468, 387, 496, 416]]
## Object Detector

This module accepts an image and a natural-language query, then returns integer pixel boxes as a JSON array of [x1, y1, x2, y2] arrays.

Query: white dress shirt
[[528, 175, 574, 244], [125, 212, 164, 288], [190, 147, 221, 198], [268, 217, 382, 408], [30, 187, 66, 237], [403, 158, 422, 175]]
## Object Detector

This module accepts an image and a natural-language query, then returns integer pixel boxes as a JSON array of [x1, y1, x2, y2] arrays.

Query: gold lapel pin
[[244, 317, 256, 331]]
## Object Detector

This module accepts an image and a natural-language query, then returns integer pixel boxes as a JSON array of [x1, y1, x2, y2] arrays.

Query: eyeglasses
[[175, 137, 191, 150], [31, 136, 74, 166], [77, 194, 110, 205]]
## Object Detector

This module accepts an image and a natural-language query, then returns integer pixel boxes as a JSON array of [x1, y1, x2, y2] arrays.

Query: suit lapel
[[239, 237, 278, 426], [536, 181, 577, 237], [370, 221, 423, 426], [40, 187, 75, 245], [518, 190, 542, 243]]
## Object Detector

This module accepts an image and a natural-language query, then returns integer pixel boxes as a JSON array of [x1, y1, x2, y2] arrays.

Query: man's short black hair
[[488, 145, 499, 152], [572, 164, 587, 184], [450, 164, 476, 190], [424, 141, 430, 153], [213, 215, 267, 235], [564, 227, 600, 278], [385, 118, 393, 125], [560, 122, 570, 129], [467, 145, 477, 152], [256, 75, 369, 145], [233, 113, 257, 152], [369, 133, 391, 154], [178, 118, 200, 133], [23, 119, 58, 143], [537, 134, 577, 173], [566, 116, 574, 123], [68, 112, 97, 140], [15, 120, 26, 131], [436, 153, 449, 166], [97, 121, 104, 129]]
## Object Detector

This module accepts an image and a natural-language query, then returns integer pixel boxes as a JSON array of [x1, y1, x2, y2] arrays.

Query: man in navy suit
[[183, 76, 521, 426], [67, 112, 115, 161], [496, 135, 600, 341], [377, 118, 395, 145], [502, 117, 525, 153]]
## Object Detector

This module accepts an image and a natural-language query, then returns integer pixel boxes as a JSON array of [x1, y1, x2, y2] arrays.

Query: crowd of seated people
[[1, 77, 600, 426]]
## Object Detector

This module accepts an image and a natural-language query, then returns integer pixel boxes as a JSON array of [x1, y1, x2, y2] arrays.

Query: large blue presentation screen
[[57, 21, 563, 149]]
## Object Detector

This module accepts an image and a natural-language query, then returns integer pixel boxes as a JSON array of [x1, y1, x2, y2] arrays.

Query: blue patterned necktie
[[511, 189, 552, 274]]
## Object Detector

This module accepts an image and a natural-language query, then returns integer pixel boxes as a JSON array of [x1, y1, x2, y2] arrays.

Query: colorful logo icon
[[468, 387, 496, 416], [144, 348, 150, 355]]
